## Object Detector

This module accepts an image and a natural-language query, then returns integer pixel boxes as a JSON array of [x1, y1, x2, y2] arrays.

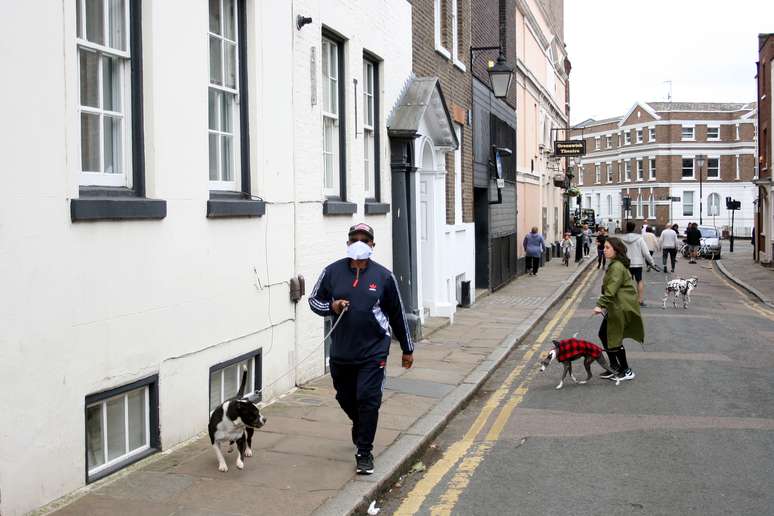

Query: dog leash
[[253, 305, 349, 398]]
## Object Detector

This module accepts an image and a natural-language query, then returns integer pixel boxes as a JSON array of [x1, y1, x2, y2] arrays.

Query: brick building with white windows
[[0, 1, 412, 514], [571, 101, 757, 237]]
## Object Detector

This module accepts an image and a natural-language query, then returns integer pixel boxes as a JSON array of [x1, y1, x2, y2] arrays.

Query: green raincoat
[[596, 258, 644, 348]]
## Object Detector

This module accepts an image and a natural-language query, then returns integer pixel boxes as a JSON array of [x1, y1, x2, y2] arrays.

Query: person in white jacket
[[658, 223, 679, 273], [621, 221, 657, 306]]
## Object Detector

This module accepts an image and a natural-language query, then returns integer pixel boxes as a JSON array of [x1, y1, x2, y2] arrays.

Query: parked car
[[699, 225, 721, 259]]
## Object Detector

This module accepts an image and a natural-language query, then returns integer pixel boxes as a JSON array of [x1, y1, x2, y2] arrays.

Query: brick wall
[[412, 0, 474, 224], [470, 0, 517, 109], [759, 35, 774, 179]]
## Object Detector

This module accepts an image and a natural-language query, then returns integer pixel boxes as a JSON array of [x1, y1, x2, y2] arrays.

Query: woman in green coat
[[592, 237, 644, 382]]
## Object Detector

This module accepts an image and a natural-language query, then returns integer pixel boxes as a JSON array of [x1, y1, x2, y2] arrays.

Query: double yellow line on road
[[394, 267, 599, 515]]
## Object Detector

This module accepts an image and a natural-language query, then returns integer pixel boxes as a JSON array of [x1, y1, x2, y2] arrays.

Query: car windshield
[[700, 228, 718, 238]]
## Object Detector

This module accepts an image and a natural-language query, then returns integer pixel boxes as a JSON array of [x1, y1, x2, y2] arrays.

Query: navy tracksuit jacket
[[308, 258, 414, 363], [309, 258, 414, 453]]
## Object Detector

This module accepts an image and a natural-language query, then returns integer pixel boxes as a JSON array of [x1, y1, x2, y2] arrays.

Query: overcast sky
[[564, 0, 774, 125]]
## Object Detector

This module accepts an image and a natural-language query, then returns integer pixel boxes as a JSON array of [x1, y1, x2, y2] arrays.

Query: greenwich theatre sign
[[553, 140, 586, 157]]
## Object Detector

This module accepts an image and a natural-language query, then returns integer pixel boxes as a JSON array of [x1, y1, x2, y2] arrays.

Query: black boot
[[601, 349, 620, 379]]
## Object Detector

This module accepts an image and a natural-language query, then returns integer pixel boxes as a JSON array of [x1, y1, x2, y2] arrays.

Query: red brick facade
[[412, 0, 473, 224]]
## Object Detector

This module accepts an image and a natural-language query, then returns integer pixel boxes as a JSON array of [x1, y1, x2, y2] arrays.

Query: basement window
[[209, 350, 262, 412], [85, 375, 159, 482]]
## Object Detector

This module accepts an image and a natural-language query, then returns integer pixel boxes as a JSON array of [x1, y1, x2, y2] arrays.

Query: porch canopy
[[387, 76, 458, 151]]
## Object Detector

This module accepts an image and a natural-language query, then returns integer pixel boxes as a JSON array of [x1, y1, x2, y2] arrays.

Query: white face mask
[[347, 240, 373, 260]]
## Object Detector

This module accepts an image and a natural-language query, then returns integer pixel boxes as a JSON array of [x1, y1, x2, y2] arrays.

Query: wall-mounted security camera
[[296, 15, 313, 30]]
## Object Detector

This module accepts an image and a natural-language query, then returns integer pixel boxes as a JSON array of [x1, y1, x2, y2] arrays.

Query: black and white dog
[[208, 366, 267, 472], [662, 277, 698, 309]]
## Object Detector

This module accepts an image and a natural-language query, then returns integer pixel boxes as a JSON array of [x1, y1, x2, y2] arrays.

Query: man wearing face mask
[[308, 223, 414, 475]]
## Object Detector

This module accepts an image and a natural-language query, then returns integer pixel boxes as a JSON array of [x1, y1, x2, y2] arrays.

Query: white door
[[419, 141, 435, 315]]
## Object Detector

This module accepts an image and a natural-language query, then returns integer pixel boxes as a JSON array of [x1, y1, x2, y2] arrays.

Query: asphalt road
[[377, 256, 774, 516]]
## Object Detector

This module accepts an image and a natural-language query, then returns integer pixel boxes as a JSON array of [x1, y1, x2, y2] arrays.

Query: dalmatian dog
[[662, 277, 698, 309]]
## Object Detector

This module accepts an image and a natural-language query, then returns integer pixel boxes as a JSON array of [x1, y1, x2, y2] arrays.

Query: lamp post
[[695, 154, 705, 225], [470, 47, 514, 99]]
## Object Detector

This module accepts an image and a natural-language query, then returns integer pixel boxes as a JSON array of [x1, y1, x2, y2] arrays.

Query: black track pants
[[330, 359, 386, 454], [662, 248, 677, 271]]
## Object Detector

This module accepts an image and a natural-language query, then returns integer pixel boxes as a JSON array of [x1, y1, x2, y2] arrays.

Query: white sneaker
[[617, 369, 635, 381]]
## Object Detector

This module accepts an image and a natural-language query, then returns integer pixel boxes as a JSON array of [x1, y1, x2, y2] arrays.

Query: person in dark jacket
[[309, 223, 414, 475], [596, 227, 608, 270], [523, 227, 545, 276], [685, 222, 702, 264]]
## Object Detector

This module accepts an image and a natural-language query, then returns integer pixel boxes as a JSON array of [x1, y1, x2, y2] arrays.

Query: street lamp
[[695, 154, 705, 225], [470, 47, 514, 99], [488, 53, 514, 98]]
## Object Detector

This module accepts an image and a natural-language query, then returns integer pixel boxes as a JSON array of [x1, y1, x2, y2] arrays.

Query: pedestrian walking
[[641, 219, 650, 235], [595, 227, 608, 270], [561, 232, 574, 266], [621, 221, 656, 307], [308, 223, 414, 475], [592, 237, 644, 382], [643, 226, 658, 269], [582, 223, 592, 257], [659, 223, 679, 273], [571, 224, 584, 263], [685, 222, 702, 264], [523, 227, 545, 276]]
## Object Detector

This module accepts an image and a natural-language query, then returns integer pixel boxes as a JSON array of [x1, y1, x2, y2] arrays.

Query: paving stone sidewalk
[[716, 241, 774, 308], [44, 257, 594, 516]]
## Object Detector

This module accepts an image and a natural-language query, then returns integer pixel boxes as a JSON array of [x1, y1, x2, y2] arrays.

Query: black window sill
[[71, 189, 167, 221], [323, 200, 357, 215], [207, 192, 266, 218], [87, 447, 159, 484], [364, 202, 390, 215]]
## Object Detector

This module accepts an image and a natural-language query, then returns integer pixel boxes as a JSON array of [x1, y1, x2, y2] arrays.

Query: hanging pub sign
[[553, 140, 586, 157]]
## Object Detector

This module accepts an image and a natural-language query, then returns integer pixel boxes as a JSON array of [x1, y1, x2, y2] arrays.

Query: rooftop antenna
[[664, 80, 672, 103]]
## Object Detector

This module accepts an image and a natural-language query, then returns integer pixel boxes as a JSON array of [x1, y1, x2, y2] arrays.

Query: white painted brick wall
[[292, 0, 412, 383]]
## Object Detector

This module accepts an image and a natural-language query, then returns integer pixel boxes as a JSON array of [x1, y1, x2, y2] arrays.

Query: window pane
[[364, 131, 371, 193], [209, 370, 222, 411], [225, 42, 237, 89], [102, 55, 121, 112], [108, 0, 126, 51], [208, 89, 220, 131], [81, 112, 101, 172], [209, 0, 221, 34], [209, 36, 223, 86], [77, 0, 83, 38], [127, 388, 146, 451], [221, 135, 233, 181], [323, 117, 338, 190], [329, 77, 338, 115], [220, 93, 233, 133], [86, 404, 105, 470], [209, 133, 219, 180], [223, 0, 235, 40], [322, 42, 330, 112], [85, 0, 105, 45], [367, 96, 374, 127], [245, 359, 254, 396], [106, 396, 126, 462], [223, 364, 238, 399], [103, 116, 122, 174], [329, 43, 338, 81], [80, 50, 99, 108]]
